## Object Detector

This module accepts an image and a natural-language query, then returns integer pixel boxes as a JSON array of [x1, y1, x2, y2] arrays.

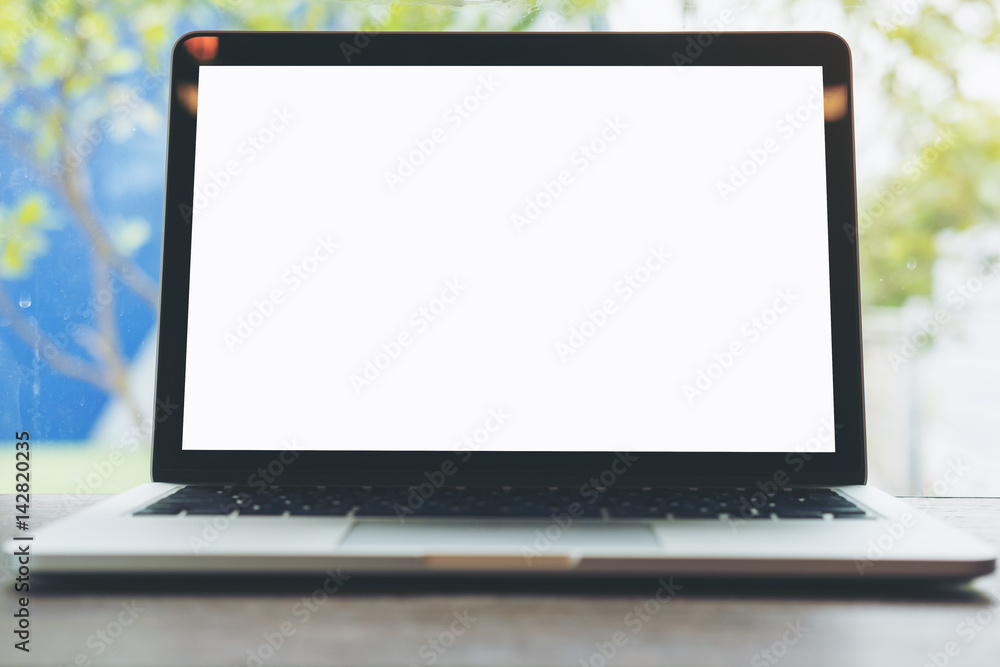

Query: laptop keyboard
[[134, 486, 871, 520]]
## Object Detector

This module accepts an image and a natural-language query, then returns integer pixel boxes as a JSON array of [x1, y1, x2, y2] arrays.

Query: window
[[1, 0, 997, 495]]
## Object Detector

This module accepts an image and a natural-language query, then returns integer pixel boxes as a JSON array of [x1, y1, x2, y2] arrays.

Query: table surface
[[1, 494, 999, 666]]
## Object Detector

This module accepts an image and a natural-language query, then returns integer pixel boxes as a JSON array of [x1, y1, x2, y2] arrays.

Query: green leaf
[[0, 194, 59, 279]]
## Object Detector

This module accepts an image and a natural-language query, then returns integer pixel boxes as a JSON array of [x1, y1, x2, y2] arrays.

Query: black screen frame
[[153, 31, 865, 487]]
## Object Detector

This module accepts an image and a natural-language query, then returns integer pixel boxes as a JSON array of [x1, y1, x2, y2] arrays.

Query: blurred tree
[[843, 0, 1000, 305], [1, 0, 998, 438], [0, 0, 610, 433]]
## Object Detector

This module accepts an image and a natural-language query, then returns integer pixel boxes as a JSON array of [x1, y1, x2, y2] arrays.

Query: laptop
[[10, 31, 995, 579]]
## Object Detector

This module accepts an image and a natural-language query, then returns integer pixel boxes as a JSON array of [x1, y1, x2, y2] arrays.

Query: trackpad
[[342, 521, 659, 553]]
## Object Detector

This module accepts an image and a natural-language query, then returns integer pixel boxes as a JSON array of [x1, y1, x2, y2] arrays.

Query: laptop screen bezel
[[153, 31, 865, 487]]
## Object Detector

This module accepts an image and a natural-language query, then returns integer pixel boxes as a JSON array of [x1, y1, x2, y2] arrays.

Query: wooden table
[[2, 495, 998, 666]]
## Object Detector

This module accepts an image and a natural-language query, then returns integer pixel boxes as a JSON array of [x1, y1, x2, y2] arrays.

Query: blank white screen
[[183, 65, 835, 452]]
